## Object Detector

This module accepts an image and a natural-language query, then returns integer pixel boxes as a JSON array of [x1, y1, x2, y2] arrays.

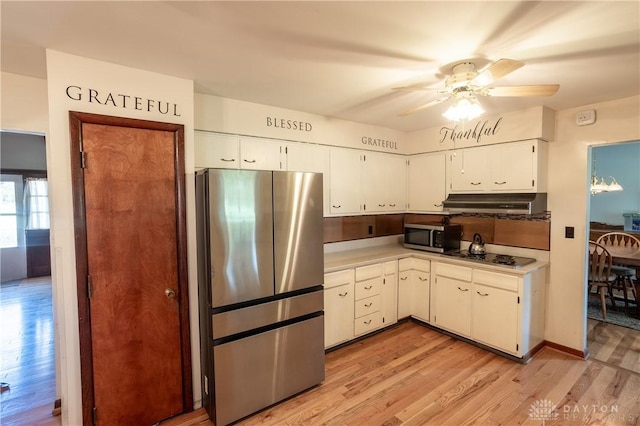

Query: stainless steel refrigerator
[[196, 169, 325, 426]]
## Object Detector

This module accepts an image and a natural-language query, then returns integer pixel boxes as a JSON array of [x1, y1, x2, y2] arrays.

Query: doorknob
[[165, 288, 176, 299]]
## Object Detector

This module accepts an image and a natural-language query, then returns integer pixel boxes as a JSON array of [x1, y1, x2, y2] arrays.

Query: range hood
[[442, 193, 547, 214]]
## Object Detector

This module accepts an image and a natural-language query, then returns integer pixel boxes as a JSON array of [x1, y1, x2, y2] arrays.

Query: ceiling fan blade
[[469, 58, 524, 87], [398, 96, 450, 116], [486, 84, 560, 97], [392, 86, 436, 92]]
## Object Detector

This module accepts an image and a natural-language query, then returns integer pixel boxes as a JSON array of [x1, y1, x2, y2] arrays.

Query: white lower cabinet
[[433, 261, 546, 357], [397, 258, 431, 322], [432, 263, 472, 337], [324, 261, 398, 348], [324, 269, 355, 348]]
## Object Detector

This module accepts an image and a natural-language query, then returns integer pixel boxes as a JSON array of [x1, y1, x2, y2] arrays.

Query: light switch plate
[[576, 109, 596, 126]]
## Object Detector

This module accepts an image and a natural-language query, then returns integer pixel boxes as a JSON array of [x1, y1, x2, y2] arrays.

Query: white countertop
[[324, 244, 549, 275]]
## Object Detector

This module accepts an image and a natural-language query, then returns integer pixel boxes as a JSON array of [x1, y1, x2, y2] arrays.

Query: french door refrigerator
[[195, 168, 325, 426]]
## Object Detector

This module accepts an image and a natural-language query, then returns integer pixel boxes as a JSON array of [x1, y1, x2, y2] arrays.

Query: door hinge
[[532, 145, 535, 153], [80, 151, 87, 169], [517, 296, 520, 304], [92, 406, 97, 425], [87, 275, 92, 298], [532, 179, 534, 187], [516, 343, 519, 351]]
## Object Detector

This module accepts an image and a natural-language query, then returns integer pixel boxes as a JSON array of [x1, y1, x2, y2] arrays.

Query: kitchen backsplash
[[323, 213, 551, 251]]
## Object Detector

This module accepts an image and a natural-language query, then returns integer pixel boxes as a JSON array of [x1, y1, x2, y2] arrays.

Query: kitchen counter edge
[[324, 244, 549, 275]]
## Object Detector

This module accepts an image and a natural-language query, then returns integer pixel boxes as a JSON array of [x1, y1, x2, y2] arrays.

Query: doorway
[[0, 131, 56, 423], [586, 141, 640, 368], [69, 112, 191, 425]]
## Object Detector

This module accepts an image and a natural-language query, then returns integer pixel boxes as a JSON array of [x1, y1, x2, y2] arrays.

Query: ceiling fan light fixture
[[442, 94, 484, 122]]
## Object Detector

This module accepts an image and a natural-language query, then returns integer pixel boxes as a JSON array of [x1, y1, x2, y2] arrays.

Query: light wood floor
[[0, 276, 59, 426], [5, 279, 640, 426], [164, 321, 640, 426]]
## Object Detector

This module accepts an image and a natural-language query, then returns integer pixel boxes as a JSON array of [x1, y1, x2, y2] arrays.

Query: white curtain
[[23, 178, 49, 230]]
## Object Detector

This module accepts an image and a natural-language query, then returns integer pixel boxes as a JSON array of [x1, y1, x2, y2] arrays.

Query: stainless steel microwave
[[403, 223, 462, 253]]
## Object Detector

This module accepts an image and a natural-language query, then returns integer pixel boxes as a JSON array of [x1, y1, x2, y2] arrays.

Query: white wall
[[0, 72, 49, 134], [45, 50, 198, 425], [547, 95, 640, 354], [589, 142, 640, 225]]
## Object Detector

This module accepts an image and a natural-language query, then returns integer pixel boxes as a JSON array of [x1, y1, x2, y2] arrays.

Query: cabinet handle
[[477, 291, 489, 296], [332, 205, 341, 208], [400, 276, 408, 281], [470, 182, 482, 186], [364, 302, 373, 308], [419, 277, 428, 281], [494, 181, 507, 185], [364, 320, 372, 325], [220, 158, 235, 162], [378, 204, 386, 207], [434, 203, 443, 207], [243, 159, 257, 163], [457, 287, 469, 292], [389, 204, 396, 207], [338, 292, 349, 297], [364, 285, 373, 290]]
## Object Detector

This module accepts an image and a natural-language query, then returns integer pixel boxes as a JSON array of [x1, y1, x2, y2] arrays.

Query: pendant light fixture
[[590, 149, 623, 195]]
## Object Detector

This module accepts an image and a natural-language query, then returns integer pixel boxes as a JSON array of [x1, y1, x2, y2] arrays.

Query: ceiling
[[2, 1, 639, 132]]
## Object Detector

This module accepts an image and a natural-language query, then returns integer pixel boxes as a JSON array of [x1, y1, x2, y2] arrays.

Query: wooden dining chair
[[588, 241, 618, 319], [596, 232, 640, 309]]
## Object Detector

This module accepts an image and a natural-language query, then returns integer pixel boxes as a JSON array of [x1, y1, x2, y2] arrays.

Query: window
[[24, 178, 49, 230], [0, 179, 18, 248]]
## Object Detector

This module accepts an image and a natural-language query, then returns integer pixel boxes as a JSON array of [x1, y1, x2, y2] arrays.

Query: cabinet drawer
[[355, 263, 383, 281], [398, 258, 412, 272], [355, 277, 381, 300], [355, 295, 381, 318], [473, 269, 519, 292], [383, 261, 397, 275], [324, 269, 354, 289], [436, 262, 472, 282], [354, 312, 381, 336]]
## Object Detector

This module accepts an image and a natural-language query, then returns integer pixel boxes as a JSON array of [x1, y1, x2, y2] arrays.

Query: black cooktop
[[442, 250, 537, 269]]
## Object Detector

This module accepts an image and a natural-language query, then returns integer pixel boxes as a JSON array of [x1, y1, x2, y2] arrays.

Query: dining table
[[605, 245, 640, 318]]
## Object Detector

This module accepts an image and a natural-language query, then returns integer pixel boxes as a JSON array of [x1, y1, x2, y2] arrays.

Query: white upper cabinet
[[239, 137, 284, 171], [363, 152, 407, 213], [286, 143, 330, 216], [450, 140, 547, 193], [195, 131, 284, 171], [407, 151, 447, 213], [449, 146, 489, 192], [329, 147, 363, 215], [194, 131, 240, 169], [489, 140, 547, 192]]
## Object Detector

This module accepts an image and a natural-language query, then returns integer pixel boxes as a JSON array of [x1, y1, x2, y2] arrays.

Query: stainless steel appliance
[[442, 193, 547, 214], [196, 169, 325, 426], [442, 250, 536, 269], [404, 223, 462, 253]]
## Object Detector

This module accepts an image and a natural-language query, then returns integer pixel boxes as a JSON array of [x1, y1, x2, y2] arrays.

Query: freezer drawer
[[212, 316, 325, 426]]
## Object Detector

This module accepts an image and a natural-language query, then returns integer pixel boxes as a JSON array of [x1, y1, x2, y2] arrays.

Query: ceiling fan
[[394, 58, 559, 118]]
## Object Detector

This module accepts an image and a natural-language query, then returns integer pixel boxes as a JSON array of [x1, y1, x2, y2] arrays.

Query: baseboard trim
[[543, 340, 588, 359]]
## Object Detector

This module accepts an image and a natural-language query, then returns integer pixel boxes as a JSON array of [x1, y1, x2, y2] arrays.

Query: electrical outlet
[[576, 109, 596, 126]]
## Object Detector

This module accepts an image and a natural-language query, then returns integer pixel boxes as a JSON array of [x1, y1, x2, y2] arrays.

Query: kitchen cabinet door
[[386, 154, 407, 212], [286, 143, 330, 216], [408, 152, 447, 212], [239, 137, 284, 171], [324, 283, 355, 348], [433, 276, 471, 337], [362, 152, 406, 213], [450, 146, 488, 192], [472, 283, 519, 354], [194, 131, 240, 169], [329, 147, 363, 215], [410, 270, 430, 322], [380, 261, 398, 326], [489, 141, 536, 191], [397, 270, 411, 319]]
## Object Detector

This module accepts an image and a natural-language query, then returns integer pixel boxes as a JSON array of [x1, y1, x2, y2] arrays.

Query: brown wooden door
[[70, 112, 191, 426]]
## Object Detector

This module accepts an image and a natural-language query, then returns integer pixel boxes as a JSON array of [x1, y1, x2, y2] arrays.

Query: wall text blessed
[[266, 116, 313, 132]]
